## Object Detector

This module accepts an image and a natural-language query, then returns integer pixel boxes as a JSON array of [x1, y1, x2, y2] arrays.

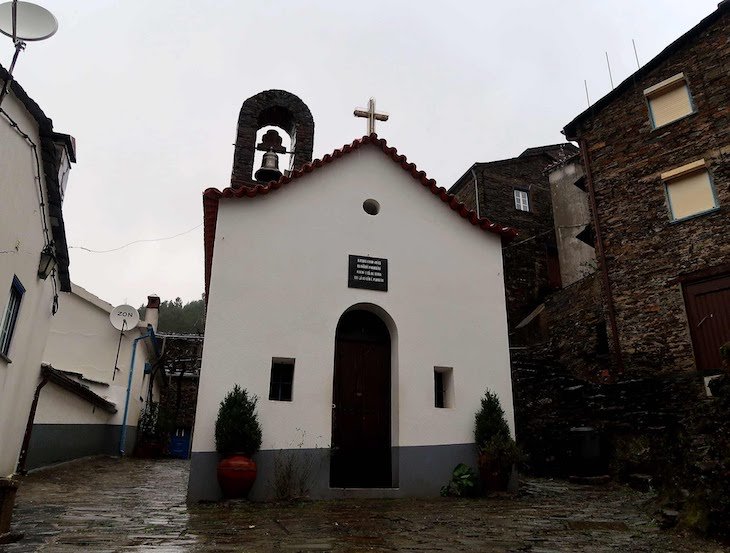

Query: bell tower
[[231, 90, 315, 189]]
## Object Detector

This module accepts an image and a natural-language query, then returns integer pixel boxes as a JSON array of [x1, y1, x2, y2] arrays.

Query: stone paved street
[[3, 457, 728, 552]]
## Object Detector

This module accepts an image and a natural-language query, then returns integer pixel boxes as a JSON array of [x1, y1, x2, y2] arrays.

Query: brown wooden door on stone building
[[331, 310, 391, 488], [683, 274, 730, 372]]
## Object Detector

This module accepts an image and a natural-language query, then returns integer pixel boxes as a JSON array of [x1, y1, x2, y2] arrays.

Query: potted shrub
[[215, 385, 262, 499], [474, 389, 520, 492]]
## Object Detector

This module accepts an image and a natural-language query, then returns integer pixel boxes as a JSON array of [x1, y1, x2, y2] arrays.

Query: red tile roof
[[203, 134, 517, 298]]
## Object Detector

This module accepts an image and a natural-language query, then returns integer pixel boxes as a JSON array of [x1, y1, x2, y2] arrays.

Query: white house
[[20, 287, 162, 470], [188, 98, 517, 501], [0, 66, 75, 480]]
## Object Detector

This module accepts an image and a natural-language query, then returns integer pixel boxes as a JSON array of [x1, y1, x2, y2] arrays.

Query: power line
[[70, 223, 202, 254]]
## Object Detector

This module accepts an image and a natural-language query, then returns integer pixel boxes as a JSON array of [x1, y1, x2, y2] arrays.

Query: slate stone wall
[[452, 148, 574, 329], [511, 349, 730, 537], [570, 9, 730, 372], [529, 273, 611, 379]]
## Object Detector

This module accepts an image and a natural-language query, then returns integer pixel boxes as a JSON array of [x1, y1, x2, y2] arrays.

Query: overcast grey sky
[[7, 0, 719, 308]]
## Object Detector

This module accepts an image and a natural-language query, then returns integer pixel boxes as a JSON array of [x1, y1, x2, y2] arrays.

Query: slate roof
[[448, 143, 579, 196], [203, 133, 517, 298]]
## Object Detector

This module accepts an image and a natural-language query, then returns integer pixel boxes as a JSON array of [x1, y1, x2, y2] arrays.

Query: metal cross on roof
[[354, 97, 389, 135]]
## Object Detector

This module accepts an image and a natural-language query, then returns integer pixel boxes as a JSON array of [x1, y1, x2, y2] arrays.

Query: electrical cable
[[69, 224, 202, 254]]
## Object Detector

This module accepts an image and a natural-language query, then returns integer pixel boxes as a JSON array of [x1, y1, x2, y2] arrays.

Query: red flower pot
[[217, 455, 257, 499]]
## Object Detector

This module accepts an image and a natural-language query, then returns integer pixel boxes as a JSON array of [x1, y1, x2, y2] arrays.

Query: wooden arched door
[[331, 310, 391, 487]]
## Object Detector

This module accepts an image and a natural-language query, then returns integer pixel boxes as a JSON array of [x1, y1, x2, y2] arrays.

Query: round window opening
[[363, 199, 380, 215]]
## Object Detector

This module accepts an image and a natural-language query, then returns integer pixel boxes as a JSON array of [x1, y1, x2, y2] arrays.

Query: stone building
[[190, 90, 516, 501], [449, 144, 579, 333], [563, 1, 729, 375]]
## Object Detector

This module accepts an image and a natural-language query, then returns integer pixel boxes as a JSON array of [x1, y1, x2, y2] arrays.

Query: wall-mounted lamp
[[37, 243, 56, 280]]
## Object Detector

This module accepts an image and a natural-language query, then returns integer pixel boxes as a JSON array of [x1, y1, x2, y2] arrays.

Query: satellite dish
[[0, 1, 58, 42], [110, 305, 140, 331]]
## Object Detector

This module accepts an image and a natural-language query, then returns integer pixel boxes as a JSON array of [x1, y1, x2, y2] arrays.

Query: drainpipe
[[119, 325, 154, 456], [16, 372, 50, 474], [579, 139, 624, 374], [471, 167, 480, 219]]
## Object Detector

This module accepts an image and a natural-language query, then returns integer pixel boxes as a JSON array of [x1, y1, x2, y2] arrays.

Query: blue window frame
[[0, 276, 25, 357]]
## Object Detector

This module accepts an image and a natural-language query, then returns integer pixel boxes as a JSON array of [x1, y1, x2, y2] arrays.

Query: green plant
[[440, 463, 478, 497], [481, 434, 522, 467], [720, 342, 730, 362], [137, 402, 172, 439], [214, 385, 262, 456], [474, 389, 510, 450]]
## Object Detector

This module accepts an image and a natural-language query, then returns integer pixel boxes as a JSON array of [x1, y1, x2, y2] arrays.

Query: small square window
[[269, 358, 294, 401], [434, 367, 454, 408], [661, 160, 718, 221], [644, 73, 695, 128], [514, 189, 530, 212], [0, 276, 24, 358]]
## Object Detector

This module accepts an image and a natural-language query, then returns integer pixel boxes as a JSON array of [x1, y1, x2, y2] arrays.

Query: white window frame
[[0, 276, 25, 359], [514, 189, 530, 212]]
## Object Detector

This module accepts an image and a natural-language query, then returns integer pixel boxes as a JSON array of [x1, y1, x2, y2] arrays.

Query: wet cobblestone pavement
[[3, 457, 728, 552]]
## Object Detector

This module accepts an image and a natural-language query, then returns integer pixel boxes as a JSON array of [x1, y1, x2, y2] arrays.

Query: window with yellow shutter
[[644, 73, 696, 128], [661, 160, 719, 221]]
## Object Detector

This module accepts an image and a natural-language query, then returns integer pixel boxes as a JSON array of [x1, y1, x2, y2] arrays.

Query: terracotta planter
[[478, 452, 510, 493], [217, 455, 257, 499]]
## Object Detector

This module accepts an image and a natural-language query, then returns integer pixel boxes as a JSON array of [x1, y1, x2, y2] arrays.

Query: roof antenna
[[605, 52, 614, 90], [632, 39, 641, 69], [584, 80, 591, 108]]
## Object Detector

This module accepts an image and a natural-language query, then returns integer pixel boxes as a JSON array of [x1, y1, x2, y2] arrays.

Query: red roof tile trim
[[203, 133, 517, 299]]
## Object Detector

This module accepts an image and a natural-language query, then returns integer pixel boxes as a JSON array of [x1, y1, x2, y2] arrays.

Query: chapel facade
[[189, 91, 516, 501]]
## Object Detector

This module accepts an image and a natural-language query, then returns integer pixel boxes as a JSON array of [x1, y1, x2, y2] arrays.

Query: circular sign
[[0, 1, 58, 42], [110, 304, 140, 331]]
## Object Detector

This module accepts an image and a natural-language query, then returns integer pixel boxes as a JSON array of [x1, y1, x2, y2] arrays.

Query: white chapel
[[188, 90, 516, 501]]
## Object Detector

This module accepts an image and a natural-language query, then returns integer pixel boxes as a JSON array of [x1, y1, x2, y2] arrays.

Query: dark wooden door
[[331, 310, 391, 488], [684, 274, 730, 372]]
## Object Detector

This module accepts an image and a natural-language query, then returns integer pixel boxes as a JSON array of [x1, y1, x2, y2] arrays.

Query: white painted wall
[[193, 144, 513, 455], [34, 382, 115, 425], [39, 284, 157, 429], [0, 91, 57, 477]]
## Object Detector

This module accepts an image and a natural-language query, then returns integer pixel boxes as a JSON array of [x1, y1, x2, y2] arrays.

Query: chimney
[[145, 294, 161, 332]]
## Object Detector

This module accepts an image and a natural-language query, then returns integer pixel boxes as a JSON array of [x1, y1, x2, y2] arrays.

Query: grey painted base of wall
[[188, 443, 479, 502], [25, 424, 137, 471]]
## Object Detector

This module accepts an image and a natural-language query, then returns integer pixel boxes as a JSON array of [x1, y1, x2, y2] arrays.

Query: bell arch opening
[[231, 90, 314, 188], [253, 126, 292, 181]]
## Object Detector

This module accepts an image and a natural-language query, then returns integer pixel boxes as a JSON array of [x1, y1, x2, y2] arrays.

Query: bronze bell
[[254, 149, 283, 183]]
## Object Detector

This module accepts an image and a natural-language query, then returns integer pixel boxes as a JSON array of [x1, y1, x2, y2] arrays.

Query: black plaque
[[348, 255, 388, 292]]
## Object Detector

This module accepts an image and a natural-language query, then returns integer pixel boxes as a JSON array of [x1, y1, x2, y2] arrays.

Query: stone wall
[[522, 273, 610, 379], [511, 349, 730, 537], [568, 9, 730, 372]]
